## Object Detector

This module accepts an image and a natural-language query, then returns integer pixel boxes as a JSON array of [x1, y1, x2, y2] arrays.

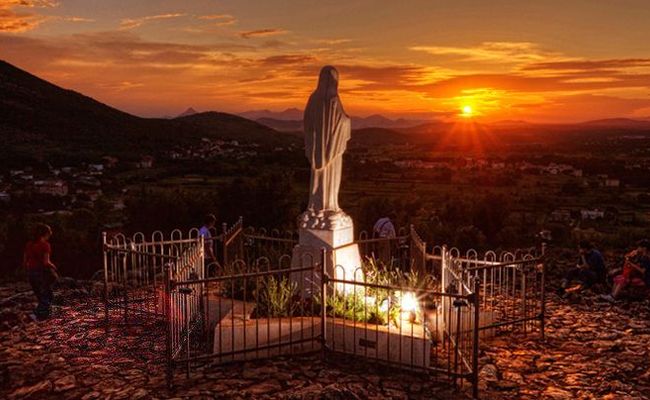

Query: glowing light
[[461, 105, 473, 117], [396, 291, 420, 323], [400, 292, 419, 313]]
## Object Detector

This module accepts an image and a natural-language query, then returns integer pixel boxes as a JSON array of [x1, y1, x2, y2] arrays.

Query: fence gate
[[102, 230, 205, 369]]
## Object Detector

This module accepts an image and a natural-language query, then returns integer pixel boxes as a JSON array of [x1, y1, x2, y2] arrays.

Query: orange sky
[[2, 0, 650, 122]]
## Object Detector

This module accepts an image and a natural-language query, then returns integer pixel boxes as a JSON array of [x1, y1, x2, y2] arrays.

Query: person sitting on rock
[[23, 223, 59, 320], [601, 239, 650, 302], [557, 240, 606, 296]]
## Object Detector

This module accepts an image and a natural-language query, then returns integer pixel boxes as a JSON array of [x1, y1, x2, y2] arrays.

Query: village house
[[33, 179, 69, 197], [580, 208, 605, 220], [550, 208, 572, 223], [102, 156, 119, 168], [137, 155, 154, 169], [76, 176, 101, 188], [88, 164, 104, 174], [76, 188, 103, 202], [15, 173, 34, 184]]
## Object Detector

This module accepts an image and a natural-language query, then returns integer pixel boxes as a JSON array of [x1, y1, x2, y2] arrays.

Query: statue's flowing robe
[[304, 79, 351, 212]]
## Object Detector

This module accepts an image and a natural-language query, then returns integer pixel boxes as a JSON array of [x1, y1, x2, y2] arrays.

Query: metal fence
[[209, 217, 298, 271], [102, 229, 203, 323], [101, 223, 545, 400], [325, 257, 480, 398], [439, 245, 546, 338]]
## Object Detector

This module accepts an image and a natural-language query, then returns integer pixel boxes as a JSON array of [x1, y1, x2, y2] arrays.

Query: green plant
[[326, 291, 399, 326], [253, 275, 298, 318], [323, 257, 433, 326]]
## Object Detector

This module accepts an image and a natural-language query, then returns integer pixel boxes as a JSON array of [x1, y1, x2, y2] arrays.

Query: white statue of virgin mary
[[301, 66, 352, 229]]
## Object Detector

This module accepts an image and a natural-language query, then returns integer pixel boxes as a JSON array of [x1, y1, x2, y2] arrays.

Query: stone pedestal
[[291, 210, 362, 295]]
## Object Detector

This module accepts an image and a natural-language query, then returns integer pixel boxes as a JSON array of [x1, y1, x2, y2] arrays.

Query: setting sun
[[461, 105, 473, 117]]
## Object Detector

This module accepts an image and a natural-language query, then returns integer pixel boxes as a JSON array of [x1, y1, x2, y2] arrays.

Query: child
[[23, 224, 59, 320]]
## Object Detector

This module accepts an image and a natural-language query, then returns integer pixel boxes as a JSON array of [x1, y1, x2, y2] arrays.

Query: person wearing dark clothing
[[557, 241, 605, 295], [23, 224, 59, 320]]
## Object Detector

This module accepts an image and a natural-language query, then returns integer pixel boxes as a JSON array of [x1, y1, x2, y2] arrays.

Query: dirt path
[[1, 282, 649, 399]]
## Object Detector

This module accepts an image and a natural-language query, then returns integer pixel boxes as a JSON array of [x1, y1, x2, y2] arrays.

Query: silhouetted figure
[[24, 224, 59, 320], [373, 216, 396, 264], [199, 214, 217, 275], [557, 240, 605, 296]]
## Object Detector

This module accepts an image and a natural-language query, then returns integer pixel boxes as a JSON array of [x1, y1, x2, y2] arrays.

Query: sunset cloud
[[2, 1, 650, 122], [197, 13, 237, 26], [410, 41, 564, 64], [0, 0, 58, 32], [240, 28, 288, 39], [120, 13, 186, 30]]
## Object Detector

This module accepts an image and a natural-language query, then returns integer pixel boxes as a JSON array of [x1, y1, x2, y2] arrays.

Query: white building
[[580, 209, 605, 220], [34, 180, 69, 196]]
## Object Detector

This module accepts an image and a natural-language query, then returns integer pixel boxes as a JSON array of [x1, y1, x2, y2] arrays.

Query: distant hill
[[352, 114, 431, 130], [580, 118, 650, 129], [243, 108, 433, 130], [349, 128, 409, 147], [0, 60, 293, 167], [256, 118, 303, 133], [177, 107, 198, 118], [240, 108, 303, 121], [173, 112, 291, 144]]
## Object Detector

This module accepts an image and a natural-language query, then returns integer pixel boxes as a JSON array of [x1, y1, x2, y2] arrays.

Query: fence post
[[472, 277, 481, 400], [521, 266, 527, 334], [320, 248, 328, 360], [199, 234, 209, 342], [540, 243, 547, 341], [222, 222, 228, 268], [164, 263, 174, 389], [122, 248, 129, 323], [441, 245, 447, 293], [102, 232, 110, 331]]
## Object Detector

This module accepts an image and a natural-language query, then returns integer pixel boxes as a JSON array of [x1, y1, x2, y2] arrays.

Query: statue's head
[[316, 65, 339, 97]]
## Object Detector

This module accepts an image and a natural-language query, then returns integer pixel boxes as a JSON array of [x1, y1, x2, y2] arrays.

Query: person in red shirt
[[23, 224, 58, 320]]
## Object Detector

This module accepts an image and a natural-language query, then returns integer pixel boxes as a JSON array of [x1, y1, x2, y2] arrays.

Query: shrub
[[253, 275, 298, 318]]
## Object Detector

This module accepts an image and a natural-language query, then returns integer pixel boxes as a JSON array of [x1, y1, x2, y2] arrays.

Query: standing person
[[601, 240, 650, 302], [199, 214, 217, 275], [373, 216, 396, 239], [373, 215, 396, 265], [557, 240, 606, 296], [23, 224, 59, 320]]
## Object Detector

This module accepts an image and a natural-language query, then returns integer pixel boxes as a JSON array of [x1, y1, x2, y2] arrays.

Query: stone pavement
[[1, 281, 649, 399]]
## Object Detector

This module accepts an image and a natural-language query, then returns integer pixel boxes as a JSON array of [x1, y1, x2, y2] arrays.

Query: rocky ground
[[1, 280, 649, 400]]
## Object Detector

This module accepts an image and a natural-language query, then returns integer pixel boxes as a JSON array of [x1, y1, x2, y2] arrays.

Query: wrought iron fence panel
[[326, 260, 480, 397]]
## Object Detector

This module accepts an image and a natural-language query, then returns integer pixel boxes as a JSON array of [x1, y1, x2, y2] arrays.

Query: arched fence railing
[[438, 245, 546, 338], [100, 221, 545, 400]]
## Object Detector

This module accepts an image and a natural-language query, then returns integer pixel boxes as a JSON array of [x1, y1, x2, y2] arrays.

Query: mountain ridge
[[0, 60, 293, 166]]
